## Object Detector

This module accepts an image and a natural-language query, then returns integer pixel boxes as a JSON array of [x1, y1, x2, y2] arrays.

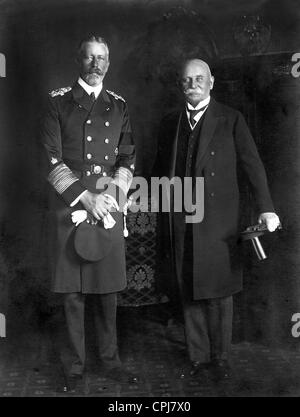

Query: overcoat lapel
[[194, 98, 223, 172], [72, 82, 94, 111], [72, 83, 111, 115], [169, 112, 182, 179], [167, 112, 182, 252], [91, 89, 111, 116]]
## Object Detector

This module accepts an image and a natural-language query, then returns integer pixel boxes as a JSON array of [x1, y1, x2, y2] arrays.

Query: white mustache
[[185, 89, 201, 93]]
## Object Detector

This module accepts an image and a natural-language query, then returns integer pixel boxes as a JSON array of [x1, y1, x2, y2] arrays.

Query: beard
[[88, 67, 105, 76], [83, 70, 104, 86]]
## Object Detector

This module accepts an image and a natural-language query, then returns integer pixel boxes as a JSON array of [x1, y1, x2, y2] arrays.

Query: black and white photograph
[[0, 0, 299, 401]]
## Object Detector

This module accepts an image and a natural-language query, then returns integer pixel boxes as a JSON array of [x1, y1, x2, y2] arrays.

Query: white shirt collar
[[78, 77, 103, 99], [186, 95, 211, 111], [186, 96, 210, 130]]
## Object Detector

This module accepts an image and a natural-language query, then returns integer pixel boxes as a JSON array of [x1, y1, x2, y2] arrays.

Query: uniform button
[[105, 121, 110, 127], [87, 153, 92, 160], [114, 147, 118, 155], [104, 155, 109, 160], [105, 138, 109, 144], [211, 172, 215, 176], [93, 165, 101, 174], [211, 151, 215, 155], [86, 170, 91, 176], [86, 119, 91, 124], [106, 107, 110, 111], [103, 172, 107, 177], [210, 192, 215, 197], [87, 136, 92, 142]]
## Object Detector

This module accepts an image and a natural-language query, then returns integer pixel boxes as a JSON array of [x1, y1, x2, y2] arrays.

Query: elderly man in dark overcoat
[[41, 35, 137, 391], [154, 59, 280, 379]]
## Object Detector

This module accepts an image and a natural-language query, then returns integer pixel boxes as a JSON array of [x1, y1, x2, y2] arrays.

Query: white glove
[[103, 212, 116, 229], [258, 212, 281, 232], [71, 210, 89, 226], [71, 210, 116, 229]]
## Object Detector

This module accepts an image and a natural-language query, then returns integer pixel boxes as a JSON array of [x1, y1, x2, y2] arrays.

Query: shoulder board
[[49, 86, 72, 97], [106, 90, 125, 102]]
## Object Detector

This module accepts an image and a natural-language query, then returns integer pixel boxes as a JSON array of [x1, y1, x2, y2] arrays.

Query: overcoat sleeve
[[41, 96, 86, 206], [233, 111, 275, 213]]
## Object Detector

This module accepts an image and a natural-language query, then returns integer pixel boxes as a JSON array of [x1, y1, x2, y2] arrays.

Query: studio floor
[[1, 305, 300, 397]]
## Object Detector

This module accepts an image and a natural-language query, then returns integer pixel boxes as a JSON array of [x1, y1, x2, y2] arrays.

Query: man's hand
[[258, 212, 281, 232], [79, 191, 111, 220]]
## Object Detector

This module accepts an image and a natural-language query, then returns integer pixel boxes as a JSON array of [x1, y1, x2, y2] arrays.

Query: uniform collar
[[72, 81, 110, 112], [77, 77, 103, 99]]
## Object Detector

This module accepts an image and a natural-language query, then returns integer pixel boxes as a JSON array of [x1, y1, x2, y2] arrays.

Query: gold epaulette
[[49, 86, 72, 97], [106, 89, 125, 102]]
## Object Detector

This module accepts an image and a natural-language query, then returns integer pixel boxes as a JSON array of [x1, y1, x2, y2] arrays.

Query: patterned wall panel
[[118, 209, 168, 307]]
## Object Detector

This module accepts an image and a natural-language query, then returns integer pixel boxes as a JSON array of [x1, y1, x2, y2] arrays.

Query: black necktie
[[188, 105, 208, 127], [90, 92, 96, 102]]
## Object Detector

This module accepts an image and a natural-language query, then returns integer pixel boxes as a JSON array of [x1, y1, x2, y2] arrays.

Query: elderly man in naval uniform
[[41, 35, 137, 391]]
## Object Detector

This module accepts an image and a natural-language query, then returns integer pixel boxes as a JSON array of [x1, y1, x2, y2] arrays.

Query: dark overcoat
[[154, 98, 274, 300], [41, 82, 135, 294]]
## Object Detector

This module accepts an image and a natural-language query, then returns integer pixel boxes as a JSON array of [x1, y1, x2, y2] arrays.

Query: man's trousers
[[174, 219, 233, 364], [62, 292, 121, 376]]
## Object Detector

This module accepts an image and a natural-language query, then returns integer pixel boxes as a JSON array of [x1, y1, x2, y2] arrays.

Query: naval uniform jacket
[[41, 82, 135, 294], [154, 98, 274, 300]]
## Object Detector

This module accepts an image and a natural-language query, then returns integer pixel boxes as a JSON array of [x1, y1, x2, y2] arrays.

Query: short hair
[[77, 35, 109, 58]]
